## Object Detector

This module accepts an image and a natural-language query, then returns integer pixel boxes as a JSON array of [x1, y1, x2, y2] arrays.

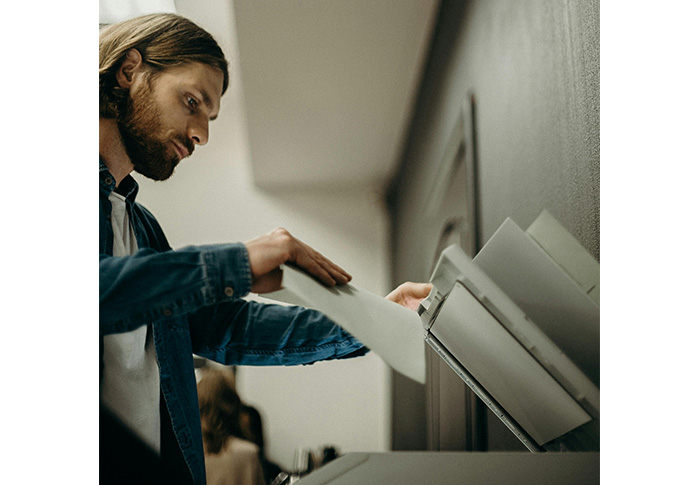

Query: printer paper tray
[[428, 281, 592, 446], [425, 332, 543, 452]]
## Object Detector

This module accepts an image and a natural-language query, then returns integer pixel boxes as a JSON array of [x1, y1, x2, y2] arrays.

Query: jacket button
[[224, 286, 234, 297], [104, 177, 113, 186], [163, 308, 173, 317]]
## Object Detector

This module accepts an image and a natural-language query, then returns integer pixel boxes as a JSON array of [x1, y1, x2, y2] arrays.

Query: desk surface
[[297, 452, 600, 485]]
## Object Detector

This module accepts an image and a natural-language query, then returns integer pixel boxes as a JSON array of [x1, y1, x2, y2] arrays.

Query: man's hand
[[245, 228, 352, 294], [385, 282, 433, 311]]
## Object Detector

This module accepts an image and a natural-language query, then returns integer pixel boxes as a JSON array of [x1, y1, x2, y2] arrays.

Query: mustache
[[175, 136, 195, 158]]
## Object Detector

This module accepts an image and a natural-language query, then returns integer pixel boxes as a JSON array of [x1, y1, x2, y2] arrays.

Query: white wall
[[132, 0, 392, 470]]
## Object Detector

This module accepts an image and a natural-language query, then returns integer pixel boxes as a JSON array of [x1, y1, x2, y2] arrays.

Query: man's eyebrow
[[200, 90, 218, 121]]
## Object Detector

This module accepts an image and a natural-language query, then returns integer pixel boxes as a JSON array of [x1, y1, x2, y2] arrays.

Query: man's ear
[[116, 49, 144, 89]]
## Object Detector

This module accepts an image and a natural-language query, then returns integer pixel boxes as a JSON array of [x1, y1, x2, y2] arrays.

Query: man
[[99, 13, 430, 484]]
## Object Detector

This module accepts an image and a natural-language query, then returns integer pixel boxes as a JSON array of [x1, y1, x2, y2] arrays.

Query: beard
[[116, 79, 194, 181]]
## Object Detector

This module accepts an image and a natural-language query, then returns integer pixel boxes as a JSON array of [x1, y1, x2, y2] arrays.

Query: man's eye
[[187, 97, 198, 110]]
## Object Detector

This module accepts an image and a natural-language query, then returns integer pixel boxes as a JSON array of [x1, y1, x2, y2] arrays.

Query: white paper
[[264, 265, 426, 384]]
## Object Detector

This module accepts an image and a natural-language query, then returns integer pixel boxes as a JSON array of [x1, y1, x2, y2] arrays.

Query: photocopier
[[296, 211, 600, 484]]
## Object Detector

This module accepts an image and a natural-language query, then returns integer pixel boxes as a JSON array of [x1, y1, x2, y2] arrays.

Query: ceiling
[[232, 0, 439, 190]]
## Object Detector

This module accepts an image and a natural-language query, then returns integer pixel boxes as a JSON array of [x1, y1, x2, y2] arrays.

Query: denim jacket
[[99, 162, 367, 484]]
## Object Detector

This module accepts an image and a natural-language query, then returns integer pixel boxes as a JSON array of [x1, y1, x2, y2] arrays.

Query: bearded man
[[99, 13, 430, 484]]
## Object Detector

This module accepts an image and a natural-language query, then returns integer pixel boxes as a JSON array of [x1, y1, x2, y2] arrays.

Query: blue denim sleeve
[[189, 300, 368, 366], [99, 243, 252, 335]]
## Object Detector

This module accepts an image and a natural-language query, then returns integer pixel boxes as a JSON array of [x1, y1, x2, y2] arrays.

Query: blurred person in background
[[198, 369, 265, 485], [239, 404, 283, 484]]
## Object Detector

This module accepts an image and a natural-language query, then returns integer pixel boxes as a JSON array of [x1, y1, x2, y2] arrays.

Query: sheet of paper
[[264, 265, 426, 384]]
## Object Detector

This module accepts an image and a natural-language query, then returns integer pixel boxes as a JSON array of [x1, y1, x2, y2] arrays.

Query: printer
[[419, 210, 600, 452], [296, 211, 600, 484]]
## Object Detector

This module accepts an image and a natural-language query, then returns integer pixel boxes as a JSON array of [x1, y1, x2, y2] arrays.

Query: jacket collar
[[99, 159, 139, 203]]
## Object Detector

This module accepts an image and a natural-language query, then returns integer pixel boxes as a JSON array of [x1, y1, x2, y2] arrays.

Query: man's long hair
[[197, 368, 243, 455], [99, 13, 229, 118]]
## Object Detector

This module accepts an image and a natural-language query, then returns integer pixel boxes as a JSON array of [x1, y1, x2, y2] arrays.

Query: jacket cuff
[[201, 243, 252, 301]]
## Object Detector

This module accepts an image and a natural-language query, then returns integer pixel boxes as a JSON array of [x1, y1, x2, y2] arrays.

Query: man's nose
[[187, 118, 209, 146]]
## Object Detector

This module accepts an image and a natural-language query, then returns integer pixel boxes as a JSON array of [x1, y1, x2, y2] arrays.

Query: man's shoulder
[[132, 200, 156, 219]]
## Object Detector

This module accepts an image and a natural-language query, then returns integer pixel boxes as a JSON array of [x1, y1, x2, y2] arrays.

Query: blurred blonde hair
[[197, 368, 243, 455], [99, 13, 229, 118]]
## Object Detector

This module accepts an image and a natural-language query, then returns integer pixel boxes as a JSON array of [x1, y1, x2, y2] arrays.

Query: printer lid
[[474, 215, 600, 385], [419, 213, 600, 450]]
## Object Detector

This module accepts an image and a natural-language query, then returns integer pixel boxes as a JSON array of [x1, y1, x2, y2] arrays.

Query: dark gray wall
[[387, 0, 599, 450]]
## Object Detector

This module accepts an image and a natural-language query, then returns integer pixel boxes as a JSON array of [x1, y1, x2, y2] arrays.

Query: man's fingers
[[293, 259, 336, 286], [315, 254, 351, 285], [246, 227, 352, 289], [289, 241, 351, 286], [385, 282, 433, 310], [293, 251, 350, 287], [404, 282, 432, 299]]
